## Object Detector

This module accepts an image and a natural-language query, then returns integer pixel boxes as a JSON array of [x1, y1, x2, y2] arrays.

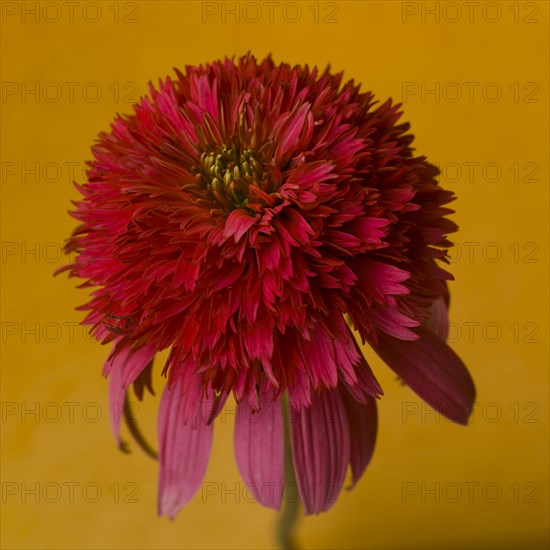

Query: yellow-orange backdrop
[[1, 1, 548, 548]]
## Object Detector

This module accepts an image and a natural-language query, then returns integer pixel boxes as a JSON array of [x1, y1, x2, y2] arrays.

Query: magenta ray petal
[[373, 331, 475, 424], [104, 343, 156, 441], [234, 392, 284, 510], [158, 377, 213, 519], [341, 390, 378, 487], [290, 389, 350, 515]]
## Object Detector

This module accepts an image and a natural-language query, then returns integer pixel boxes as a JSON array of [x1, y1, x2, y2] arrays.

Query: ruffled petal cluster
[[62, 54, 475, 518]]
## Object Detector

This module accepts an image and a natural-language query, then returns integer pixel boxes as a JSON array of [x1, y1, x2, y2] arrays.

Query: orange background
[[1, 1, 548, 548]]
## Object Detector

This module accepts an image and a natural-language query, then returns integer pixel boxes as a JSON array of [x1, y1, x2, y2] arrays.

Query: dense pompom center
[[193, 142, 269, 211]]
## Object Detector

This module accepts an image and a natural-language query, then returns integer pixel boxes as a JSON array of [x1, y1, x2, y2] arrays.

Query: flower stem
[[276, 396, 300, 550], [122, 392, 158, 460]]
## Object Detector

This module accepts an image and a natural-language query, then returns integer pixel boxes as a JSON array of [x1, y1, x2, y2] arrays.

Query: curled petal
[[104, 343, 156, 441]]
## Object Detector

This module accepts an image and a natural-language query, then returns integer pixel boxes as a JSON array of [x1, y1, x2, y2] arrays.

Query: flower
[[60, 54, 475, 518]]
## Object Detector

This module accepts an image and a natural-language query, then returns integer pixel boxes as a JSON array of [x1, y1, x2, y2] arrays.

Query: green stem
[[122, 392, 158, 460], [276, 396, 300, 550]]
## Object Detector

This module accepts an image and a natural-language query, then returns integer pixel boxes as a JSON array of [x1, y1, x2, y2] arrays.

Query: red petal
[[279, 208, 314, 245], [223, 209, 257, 242], [234, 393, 284, 510], [290, 389, 350, 514], [425, 296, 449, 340], [157, 377, 213, 519], [370, 306, 420, 340], [197, 74, 219, 123], [352, 260, 411, 303], [373, 331, 475, 424], [276, 103, 311, 158], [341, 391, 377, 487]]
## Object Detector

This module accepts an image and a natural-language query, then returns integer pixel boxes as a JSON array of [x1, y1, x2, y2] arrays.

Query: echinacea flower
[[60, 54, 475, 519]]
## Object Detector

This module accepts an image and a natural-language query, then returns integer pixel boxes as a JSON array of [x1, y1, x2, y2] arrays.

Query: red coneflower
[[60, 54, 475, 518]]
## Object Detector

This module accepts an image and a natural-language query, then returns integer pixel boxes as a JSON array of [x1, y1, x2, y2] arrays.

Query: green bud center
[[195, 144, 264, 210]]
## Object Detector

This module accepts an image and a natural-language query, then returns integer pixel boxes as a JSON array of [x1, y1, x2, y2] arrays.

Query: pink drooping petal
[[158, 377, 213, 519], [234, 392, 284, 510], [289, 389, 350, 514], [373, 331, 475, 424], [341, 390, 378, 487], [104, 343, 156, 441]]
